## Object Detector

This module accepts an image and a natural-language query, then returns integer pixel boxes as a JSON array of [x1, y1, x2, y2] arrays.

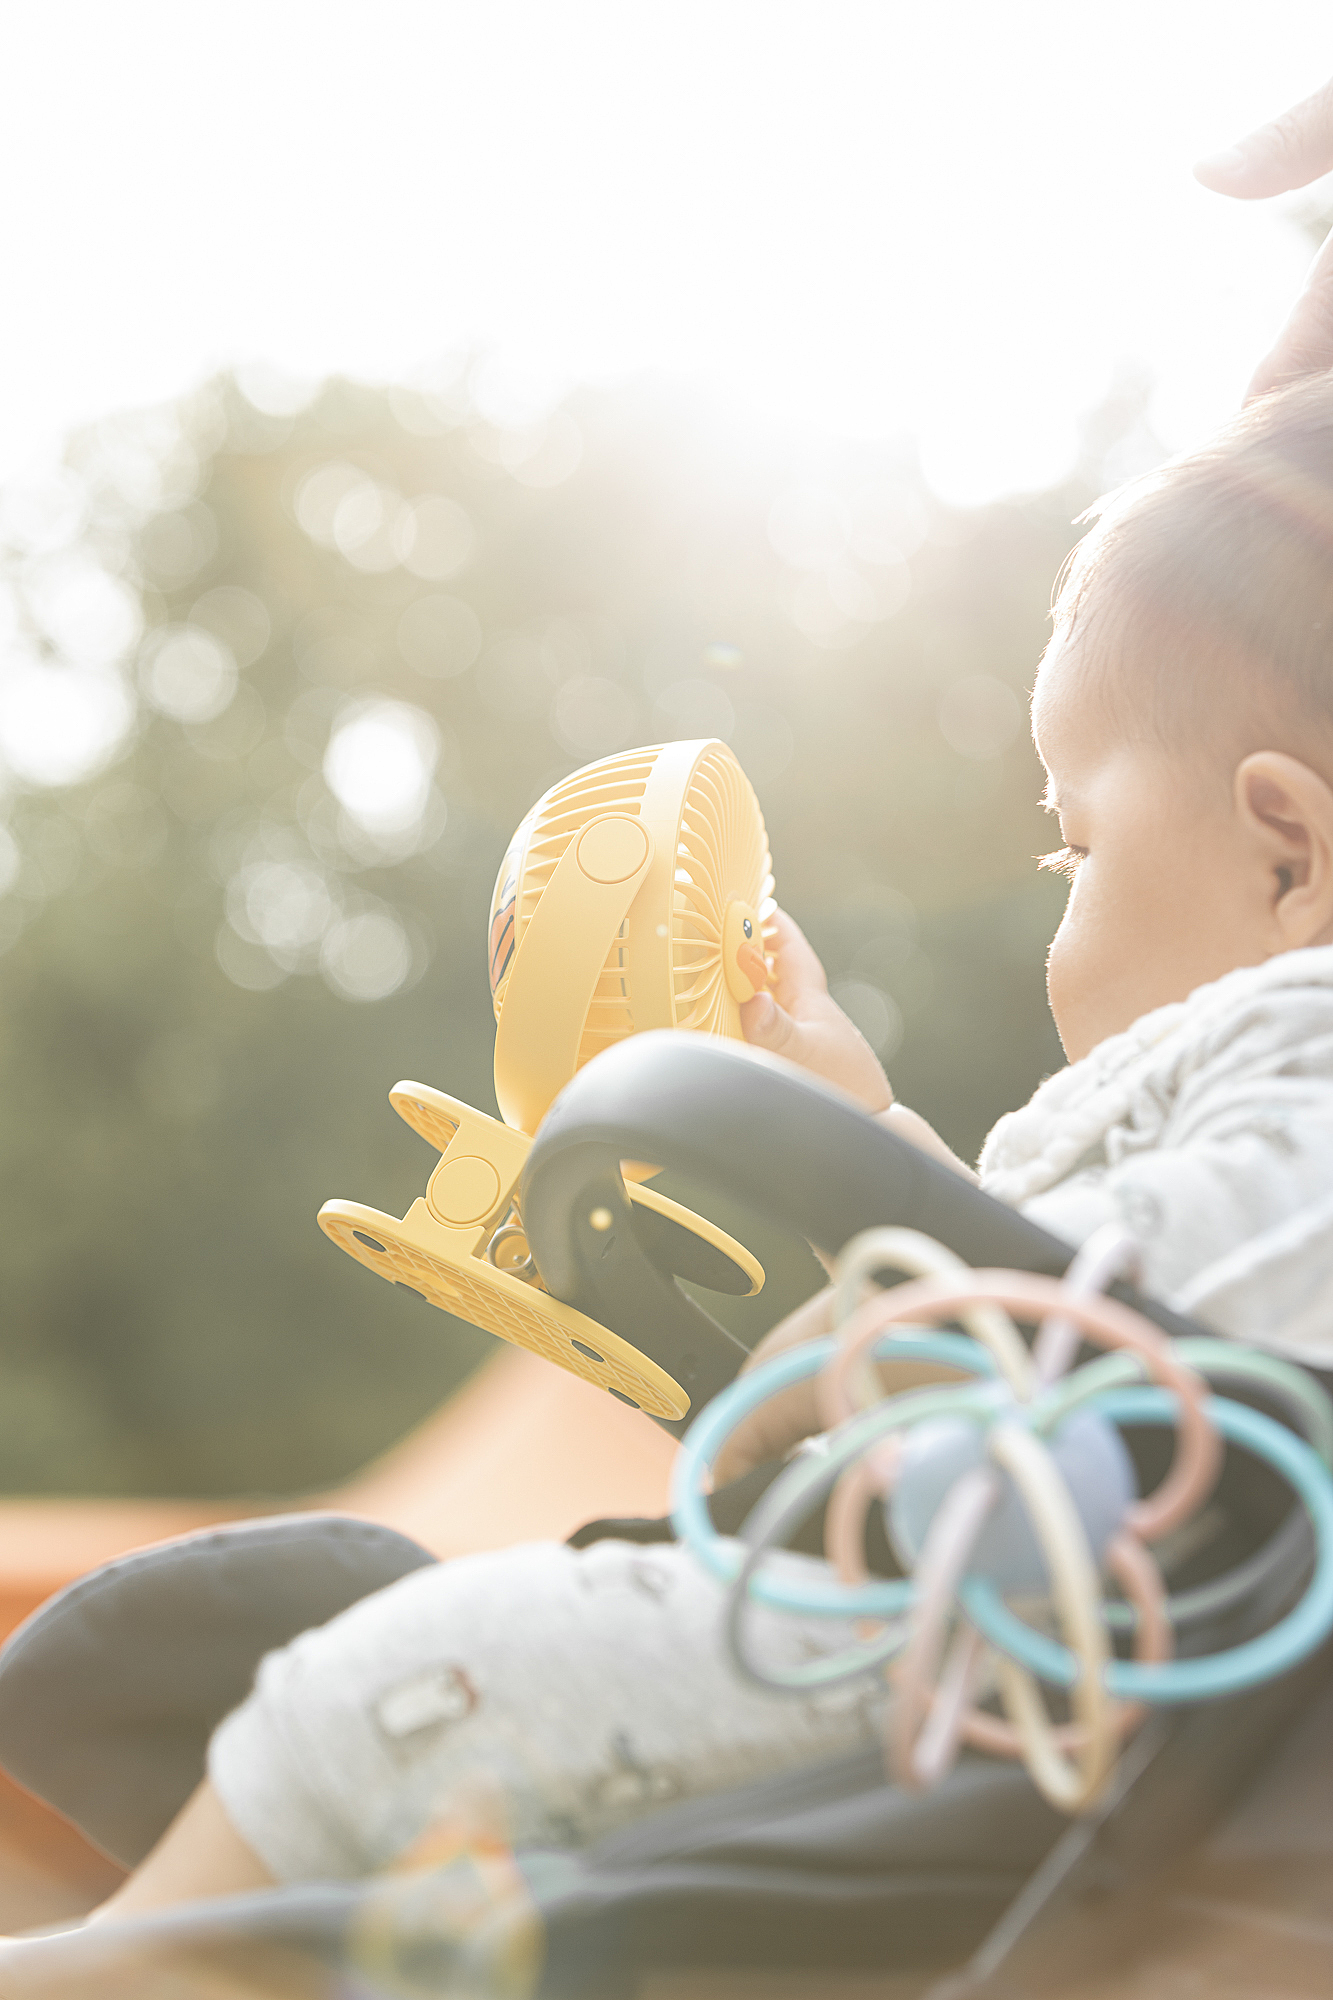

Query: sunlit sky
[[3, 2, 1333, 503]]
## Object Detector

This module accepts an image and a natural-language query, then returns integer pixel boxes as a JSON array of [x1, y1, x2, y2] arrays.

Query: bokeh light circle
[[938, 676, 1024, 760], [323, 700, 439, 835], [141, 627, 239, 724], [652, 678, 735, 742], [320, 909, 414, 1002], [830, 978, 903, 1060], [397, 595, 483, 680], [26, 555, 142, 668], [550, 676, 637, 757], [227, 859, 337, 955], [0, 653, 135, 787]]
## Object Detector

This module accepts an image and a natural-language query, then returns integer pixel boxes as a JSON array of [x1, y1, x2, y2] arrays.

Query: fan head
[[487, 739, 774, 1134]]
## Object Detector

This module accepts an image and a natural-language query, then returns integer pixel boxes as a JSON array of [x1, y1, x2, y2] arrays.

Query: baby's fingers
[[764, 908, 830, 1001], [740, 989, 820, 1065]]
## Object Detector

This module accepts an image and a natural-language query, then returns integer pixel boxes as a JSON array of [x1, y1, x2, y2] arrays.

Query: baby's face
[[1031, 641, 1274, 1062]]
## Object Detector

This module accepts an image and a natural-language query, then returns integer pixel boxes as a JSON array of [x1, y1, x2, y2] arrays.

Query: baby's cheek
[[1043, 899, 1090, 1059]]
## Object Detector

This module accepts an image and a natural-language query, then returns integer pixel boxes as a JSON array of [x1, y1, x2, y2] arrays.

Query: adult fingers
[[1246, 228, 1333, 399], [1195, 76, 1333, 199]]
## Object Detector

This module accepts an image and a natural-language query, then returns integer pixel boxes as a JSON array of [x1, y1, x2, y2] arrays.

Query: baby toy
[[673, 1222, 1333, 1813], [319, 739, 775, 1427]]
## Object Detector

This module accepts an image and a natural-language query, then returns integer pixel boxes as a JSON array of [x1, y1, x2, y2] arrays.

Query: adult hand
[[740, 908, 893, 1115], [1195, 76, 1333, 400]]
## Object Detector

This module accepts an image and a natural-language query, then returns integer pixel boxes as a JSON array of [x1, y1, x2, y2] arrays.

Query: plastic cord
[[1031, 1224, 1139, 1389], [824, 1439, 902, 1589], [718, 1372, 1006, 1689], [832, 1228, 1034, 1405], [1031, 1336, 1333, 1634], [1035, 1338, 1333, 1467], [962, 1529, 1171, 1760], [681, 1348, 1333, 1701], [819, 1268, 1221, 1541], [959, 1387, 1333, 1703], [836, 1227, 1162, 1806], [984, 1420, 1115, 1810], [1128, 1508, 1312, 1635], [679, 1234, 1333, 1810], [912, 1626, 988, 1788], [670, 1332, 996, 1625], [889, 1465, 998, 1785]]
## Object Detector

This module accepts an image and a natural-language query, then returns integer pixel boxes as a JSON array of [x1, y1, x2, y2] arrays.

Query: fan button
[[575, 815, 651, 885], [428, 1155, 503, 1227]]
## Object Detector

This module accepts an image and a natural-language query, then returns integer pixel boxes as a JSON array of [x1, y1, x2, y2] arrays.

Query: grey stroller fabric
[[0, 1469, 1326, 1988], [0, 1512, 435, 1867], [1, 1663, 1328, 1997]]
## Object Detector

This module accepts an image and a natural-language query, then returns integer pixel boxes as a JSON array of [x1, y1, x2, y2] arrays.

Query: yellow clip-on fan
[[318, 739, 774, 1421]]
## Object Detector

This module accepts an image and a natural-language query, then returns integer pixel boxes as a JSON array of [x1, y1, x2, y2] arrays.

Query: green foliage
[[0, 370, 1091, 1496]]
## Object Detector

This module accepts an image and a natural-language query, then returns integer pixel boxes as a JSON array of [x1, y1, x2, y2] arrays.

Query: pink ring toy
[[887, 1464, 999, 1786], [961, 1528, 1171, 1760], [820, 1271, 1222, 1543], [825, 1440, 902, 1590]]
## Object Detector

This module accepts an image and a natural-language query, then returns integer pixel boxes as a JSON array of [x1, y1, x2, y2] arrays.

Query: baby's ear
[[1235, 751, 1333, 946]]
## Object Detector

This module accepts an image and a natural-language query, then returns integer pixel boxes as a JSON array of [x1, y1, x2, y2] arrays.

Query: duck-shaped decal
[[723, 901, 770, 1004]]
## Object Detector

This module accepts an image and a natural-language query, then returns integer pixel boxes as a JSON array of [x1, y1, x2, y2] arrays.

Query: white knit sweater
[[977, 946, 1333, 1365]]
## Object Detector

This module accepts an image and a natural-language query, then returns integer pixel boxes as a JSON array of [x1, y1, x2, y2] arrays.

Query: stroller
[[0, 1035, 1328, 1997]]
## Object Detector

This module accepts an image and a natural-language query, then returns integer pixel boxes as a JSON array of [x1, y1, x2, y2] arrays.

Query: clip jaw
[[318, 1079, 762, 1425]]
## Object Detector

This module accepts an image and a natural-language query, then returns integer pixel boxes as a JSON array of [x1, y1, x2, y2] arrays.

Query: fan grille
[[671, 744, 775, 1036], [489, 741, 772, 1071]]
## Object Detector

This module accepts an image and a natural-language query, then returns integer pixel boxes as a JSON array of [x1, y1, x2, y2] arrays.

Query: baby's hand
[[740, 909, 892, 1115]]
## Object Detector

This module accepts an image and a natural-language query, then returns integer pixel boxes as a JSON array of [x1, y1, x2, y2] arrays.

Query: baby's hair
[[1049, 374, 1333, 755]]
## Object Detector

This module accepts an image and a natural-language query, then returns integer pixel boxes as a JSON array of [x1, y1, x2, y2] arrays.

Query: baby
[[43, 373, 1333, 1932]]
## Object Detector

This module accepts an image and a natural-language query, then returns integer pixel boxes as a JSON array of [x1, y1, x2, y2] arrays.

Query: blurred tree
[[0, 364, 1121, 1496]]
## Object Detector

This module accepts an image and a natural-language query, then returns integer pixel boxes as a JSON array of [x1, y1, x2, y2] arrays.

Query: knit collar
[[978, 943, 1333, 1204]]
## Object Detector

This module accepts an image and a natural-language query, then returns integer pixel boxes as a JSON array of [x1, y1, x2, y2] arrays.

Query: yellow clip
[[319, 1077, 764, 1423]]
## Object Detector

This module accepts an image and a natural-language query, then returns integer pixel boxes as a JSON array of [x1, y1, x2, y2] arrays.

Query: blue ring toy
[[670, 1332, 996, 1621], [674, 1338, 1333, 1703]]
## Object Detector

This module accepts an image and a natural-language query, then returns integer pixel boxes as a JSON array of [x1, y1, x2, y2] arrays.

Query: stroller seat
[[0, 1499, 1325, 1996], [0, 1036, 1330, 1997]]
